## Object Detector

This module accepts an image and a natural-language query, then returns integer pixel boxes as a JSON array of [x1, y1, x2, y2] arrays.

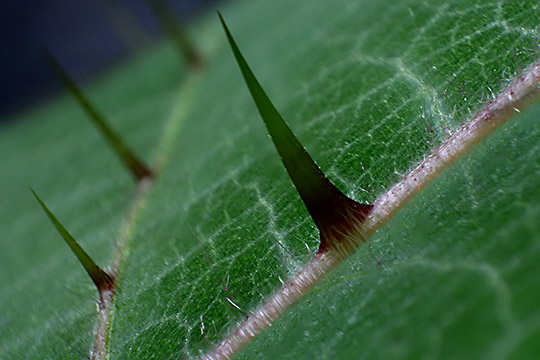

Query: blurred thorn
[[145, 0, 203, 68], [43, 49, 153, 182]]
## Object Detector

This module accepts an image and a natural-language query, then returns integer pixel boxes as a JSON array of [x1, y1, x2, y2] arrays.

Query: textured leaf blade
[[0, 0, 539, 359], [108, 0, 540, 358]]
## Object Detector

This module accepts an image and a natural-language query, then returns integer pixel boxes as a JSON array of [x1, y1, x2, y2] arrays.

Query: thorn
[[218, 12, 373, 258], [31, 188, 115, 293], [42, 49, 153, 182], [145, 0, 202, 68]]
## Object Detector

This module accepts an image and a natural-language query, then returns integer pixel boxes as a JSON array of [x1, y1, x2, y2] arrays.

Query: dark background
[[0, 0, 218, 122]]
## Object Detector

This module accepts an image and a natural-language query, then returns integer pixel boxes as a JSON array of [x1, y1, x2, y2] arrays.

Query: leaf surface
[[0, 0, 539, 359]]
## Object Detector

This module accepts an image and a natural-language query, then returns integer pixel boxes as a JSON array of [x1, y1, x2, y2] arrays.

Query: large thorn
[[218, 12, 373, 257]]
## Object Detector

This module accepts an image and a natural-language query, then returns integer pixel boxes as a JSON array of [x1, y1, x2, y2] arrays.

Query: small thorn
[[145, 0, 202, 68], [43, 50, 153, 182], [31, 188, 115, 293], [218, 13, 373, 257]]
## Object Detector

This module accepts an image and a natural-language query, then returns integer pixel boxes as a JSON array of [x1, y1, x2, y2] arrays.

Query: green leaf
[[1, 0, 539, 359]]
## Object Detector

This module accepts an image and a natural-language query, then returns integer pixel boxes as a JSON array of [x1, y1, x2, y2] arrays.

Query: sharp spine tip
[[31, 188, 115, 292], [219, 15, 373, 257]]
